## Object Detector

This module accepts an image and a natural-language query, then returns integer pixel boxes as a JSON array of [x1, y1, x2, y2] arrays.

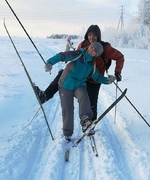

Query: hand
[[107, 75, 116, 84], [115, 72, 122, 82], [44, 62, 52, 72]]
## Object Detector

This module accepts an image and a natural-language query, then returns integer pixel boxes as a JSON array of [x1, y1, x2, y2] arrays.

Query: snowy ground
[[0, 36, 150, 180]]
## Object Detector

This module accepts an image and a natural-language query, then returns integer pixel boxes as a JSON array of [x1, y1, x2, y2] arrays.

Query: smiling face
[[88, 33, 98, 44], [87, 42, 104, 57], [87, 45, 97, 57]]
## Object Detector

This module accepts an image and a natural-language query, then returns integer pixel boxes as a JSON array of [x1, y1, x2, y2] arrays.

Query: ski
[[73, 88, 127, 147], [89, 135, 98, 157], [4, 20, 54, 140]]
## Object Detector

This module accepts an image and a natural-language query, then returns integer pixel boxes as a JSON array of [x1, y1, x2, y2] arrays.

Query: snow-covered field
[[0, 36, 150, 180]]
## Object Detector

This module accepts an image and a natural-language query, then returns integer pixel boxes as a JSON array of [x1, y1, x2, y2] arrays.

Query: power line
[[0, 8, 113, 20]]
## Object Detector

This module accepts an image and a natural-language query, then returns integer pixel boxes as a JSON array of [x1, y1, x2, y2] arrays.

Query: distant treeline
[[47, 34, 80, 39]]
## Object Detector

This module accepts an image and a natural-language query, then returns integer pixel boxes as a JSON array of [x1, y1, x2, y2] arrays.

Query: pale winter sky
[[0, 0, 139, 37]]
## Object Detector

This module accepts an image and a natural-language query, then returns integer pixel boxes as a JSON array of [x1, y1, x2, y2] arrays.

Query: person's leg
[[44, 69, 63, 100], [74, 87, 93, 132], [86, 82, 101, 121], [74, 87, 93, 120], [59, 87, 74, 137], [34, 70, 63, 104]]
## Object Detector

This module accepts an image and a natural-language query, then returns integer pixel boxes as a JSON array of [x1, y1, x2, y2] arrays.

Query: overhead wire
[[0, 8, 115, 20]]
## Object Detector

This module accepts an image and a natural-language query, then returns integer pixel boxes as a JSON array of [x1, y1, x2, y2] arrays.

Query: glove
[[115, 72, 122, 82], [107, 75, 116, 84], [44, 62, 52, 72]]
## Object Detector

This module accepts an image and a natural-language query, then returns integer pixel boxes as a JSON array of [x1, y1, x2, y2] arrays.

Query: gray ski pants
[[59, 86, 93, 137]]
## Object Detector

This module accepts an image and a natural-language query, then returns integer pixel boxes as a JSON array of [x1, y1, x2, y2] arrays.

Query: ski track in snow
[[14, 90, 148, 180], [97, 89, 150, 180], [0, 37, 150, 180]]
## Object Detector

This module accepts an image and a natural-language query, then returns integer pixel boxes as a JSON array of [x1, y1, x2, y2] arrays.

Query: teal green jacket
[[47, 48, 109, 90]]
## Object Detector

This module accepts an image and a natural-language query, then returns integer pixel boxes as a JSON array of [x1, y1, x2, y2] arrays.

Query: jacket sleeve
[[47, 53, 62, 65], [77, 42, 83, 49], [104, 44, 124, 73], [47, 50, 83, 65], [91, 70, 108, 84]]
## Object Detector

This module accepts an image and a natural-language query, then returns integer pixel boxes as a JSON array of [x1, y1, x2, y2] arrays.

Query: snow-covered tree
[[136, 0, 150, 28], [144, 0, 150, 28]]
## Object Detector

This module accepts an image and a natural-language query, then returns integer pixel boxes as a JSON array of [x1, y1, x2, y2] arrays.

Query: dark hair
[[84, 25, 101, 41]]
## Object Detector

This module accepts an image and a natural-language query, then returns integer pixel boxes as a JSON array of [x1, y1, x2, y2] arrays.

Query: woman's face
[[88, 33, 98, 43], [87, 45, 97, 57]]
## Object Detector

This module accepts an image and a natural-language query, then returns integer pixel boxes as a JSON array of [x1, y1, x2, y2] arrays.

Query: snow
[[0, 35, 150, 180]]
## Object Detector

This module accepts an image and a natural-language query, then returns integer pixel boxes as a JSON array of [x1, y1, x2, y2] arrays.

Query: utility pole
[[117, 6, 124, 30], [141, 0, 146, 36]]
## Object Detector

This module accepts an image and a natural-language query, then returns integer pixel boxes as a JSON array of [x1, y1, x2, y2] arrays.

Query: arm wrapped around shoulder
[[44, 62, 52, 72], [107, 75, 116, 84]]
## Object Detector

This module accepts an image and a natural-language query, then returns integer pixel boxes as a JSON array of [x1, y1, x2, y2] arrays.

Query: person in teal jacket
[[45, 42, 116, 140]]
